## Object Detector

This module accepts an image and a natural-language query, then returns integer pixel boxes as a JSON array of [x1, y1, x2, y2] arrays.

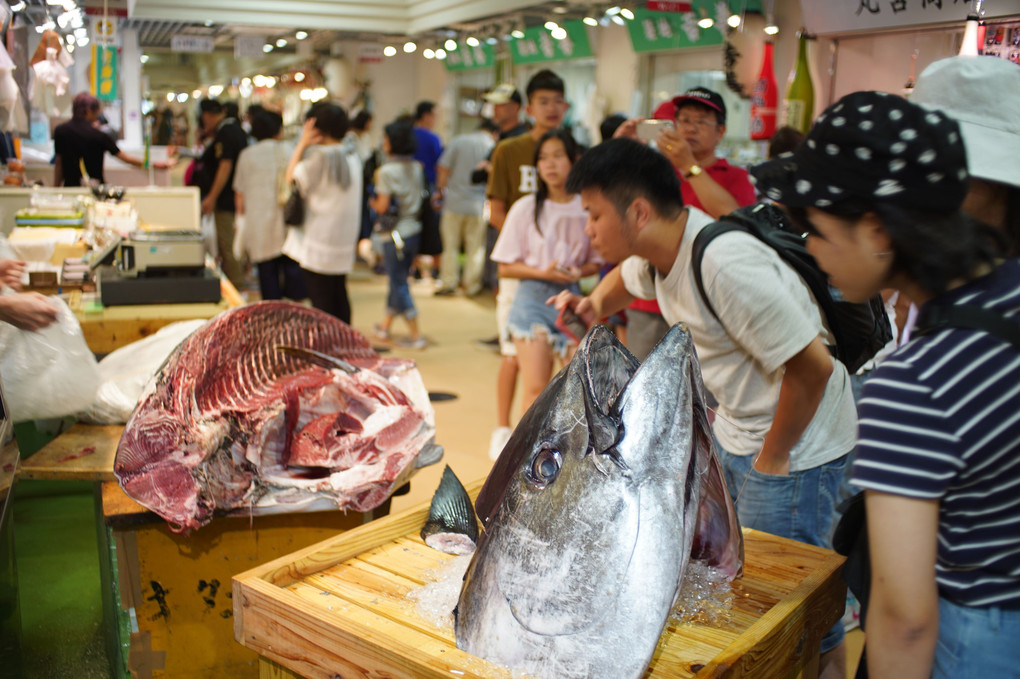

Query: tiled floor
[[13, 265, 863, 677]]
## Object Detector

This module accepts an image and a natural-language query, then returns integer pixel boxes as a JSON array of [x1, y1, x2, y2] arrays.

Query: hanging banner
[[628, 0, 762, 53], [801, 0, 1020, 36], [647, 1, 693, 11], [509, 19, 593, 64], [93, 44, 118, 101], [171, 35, 215, 53], [444, 43, 496, 71], [235, 35, 266, 60]]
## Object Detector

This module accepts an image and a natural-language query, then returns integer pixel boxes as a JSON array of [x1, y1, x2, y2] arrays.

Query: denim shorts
[[933, 598, 1020, 678], [507, 279, 579, 358], [716, 439, 849, 654]]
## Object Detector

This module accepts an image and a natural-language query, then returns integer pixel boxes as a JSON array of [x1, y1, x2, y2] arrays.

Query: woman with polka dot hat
[[753, 90, 1020, 678]]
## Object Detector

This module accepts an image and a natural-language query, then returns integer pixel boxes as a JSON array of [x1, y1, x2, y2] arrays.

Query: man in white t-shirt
[[551, 138, 855, 679]]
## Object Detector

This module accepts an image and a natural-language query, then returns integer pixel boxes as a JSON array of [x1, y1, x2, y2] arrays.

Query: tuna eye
[[528, 448, 562, 486]]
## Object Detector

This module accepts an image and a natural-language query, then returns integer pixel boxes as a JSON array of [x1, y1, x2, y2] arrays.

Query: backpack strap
[[691, 220, 749, 322], [915, 304, 1020, 349]]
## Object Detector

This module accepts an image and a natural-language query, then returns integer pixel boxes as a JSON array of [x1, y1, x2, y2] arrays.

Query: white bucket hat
[[912, 56, 1020, 189]]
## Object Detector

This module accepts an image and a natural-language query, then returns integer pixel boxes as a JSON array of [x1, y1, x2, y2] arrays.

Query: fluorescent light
[[544, 21, 559, 30], [727, 14, 742, 28], [423, 48, 435, 59], [192, 89, 202, 98], [9, 1, 26, 12], [403, 41, 416, 53], [764, 24, 779, 35], [252, 75, 267, 87], [294, 72, 305, 82], [208, 84, 223, 96], [583, 17, 598, 26], [486, 36, 498, 45], [276, 38, 287, 47], [697, 17, 715, 28], [551, 27, 567, 40], [611, 15, 625, 25], [620, 8, 635, 20], [166, 93, 175, 102], [466, 36, 479, 47], [445, 38, 457, 50], [511, 29, 525, 39], [262, 44, 273, 52], [295, 31, 308, 40], [140, 54, 149, 63], [606, 6, 621, 15], [383, 45, 397, 56], [177, 93, 189, 103], [435, 48, 447, 60]]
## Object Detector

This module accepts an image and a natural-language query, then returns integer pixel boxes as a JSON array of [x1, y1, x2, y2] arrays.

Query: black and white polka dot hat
[[751, 91, 969, 212]]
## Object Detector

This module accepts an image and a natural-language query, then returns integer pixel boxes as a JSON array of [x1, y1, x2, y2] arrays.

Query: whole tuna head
[[455, 324, 742, 679]]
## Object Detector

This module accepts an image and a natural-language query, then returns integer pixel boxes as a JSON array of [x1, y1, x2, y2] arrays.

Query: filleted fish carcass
[[455, 323, 743, 679], [114, 301, 442, 534]]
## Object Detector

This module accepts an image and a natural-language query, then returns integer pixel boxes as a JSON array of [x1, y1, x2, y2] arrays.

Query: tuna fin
[[276, 345, 359, 374], [414, 441, 444, 469], [421, 465, 479, 551]]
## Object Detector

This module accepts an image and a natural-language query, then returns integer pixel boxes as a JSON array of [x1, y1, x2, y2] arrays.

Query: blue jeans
[[382, 233, 420, 318], [507, 279, 580, 358], [934, 598, 1020, 678], [716, 440, 849, 653]]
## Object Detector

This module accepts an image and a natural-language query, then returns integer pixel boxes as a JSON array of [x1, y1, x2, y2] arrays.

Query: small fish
[[421, 465, 479, 555]]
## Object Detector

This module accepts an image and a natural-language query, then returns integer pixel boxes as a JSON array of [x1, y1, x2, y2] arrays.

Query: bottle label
[[786, 101, 807, 133]]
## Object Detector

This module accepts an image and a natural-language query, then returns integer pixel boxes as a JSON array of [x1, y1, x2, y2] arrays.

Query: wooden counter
[[67, 276, 244, 355], [233, 480, 847, 679], [17, 423, 120, 482]]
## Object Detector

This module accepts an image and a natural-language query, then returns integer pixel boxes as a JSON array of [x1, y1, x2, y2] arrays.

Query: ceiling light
[[435, 48, 447, 60], [65, 34, 73, 43], [295, 31, 308, 40], [611, 15, 625, 26], [403, 41, 416, 53], [383, 45, 397, 56], [620, 8, 635, 20], [551, 27, 568, 40], [45, 0, 62, 5], [511, 29, 525, 39], [294, 72, 305, 82], [276, 38, 287, 47], [764, 24, 779, 35], [466, 36, 479, 47], [606, 6, 621, 15], [140, 54, 149, 63], [266, 77, 277, 88], [552, 5, 568, 13], [423, 48, 435, 59], [263, 44, 273, 52], [583, 16, 598, 26], [76, 35, 89, 46], [208, 84, 223, 96], [166, 93, 175, 102], [177, 93, 189, 103], [241, 77, 252, 86], [697, 17, 715, 29], [486, 36, 498, 45], [66, 43, 74, 52], [445, 38, 457, 50], [544, 21, 559, 30], [192, 89, 202, 98], [727, 14, 742, 28], [9, 1, 26, 11], [253, 75, 267, 87]]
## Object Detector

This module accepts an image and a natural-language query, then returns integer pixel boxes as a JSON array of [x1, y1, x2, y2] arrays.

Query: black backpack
[[691, 203, 893, 374]]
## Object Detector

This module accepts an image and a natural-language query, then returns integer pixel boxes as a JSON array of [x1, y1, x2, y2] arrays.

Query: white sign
[[359, 44, 384, 63], [92, 17, 117, 46], [801, 0, 1020, 36], [171, 35, 215, 53], [234, 34, 266, 59]]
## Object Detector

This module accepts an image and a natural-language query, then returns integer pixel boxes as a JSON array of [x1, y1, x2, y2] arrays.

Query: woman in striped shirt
[[752, 89, 1019, 679]]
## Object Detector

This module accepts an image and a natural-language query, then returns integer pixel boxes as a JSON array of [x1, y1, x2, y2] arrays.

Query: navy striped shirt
[[852, 259, 1020, 608]]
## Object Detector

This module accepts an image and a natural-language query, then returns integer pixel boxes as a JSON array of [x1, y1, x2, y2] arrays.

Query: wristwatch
[[684, 164, 703, 179]]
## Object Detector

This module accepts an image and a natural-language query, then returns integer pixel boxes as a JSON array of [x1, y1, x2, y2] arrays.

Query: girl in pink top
[[490, 129, 601, 412]]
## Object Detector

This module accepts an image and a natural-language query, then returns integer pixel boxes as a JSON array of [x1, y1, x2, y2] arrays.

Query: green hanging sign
[[444, 42, 496, 71], [628, 0, 762, 53], [93, 44, 118, 101], [510, 20, 593, 64]]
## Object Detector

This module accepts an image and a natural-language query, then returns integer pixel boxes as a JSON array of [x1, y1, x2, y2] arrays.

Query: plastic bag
[[77, 319, 206, 424], [0, 296, 100, 422], [200, 212, 218, 258]]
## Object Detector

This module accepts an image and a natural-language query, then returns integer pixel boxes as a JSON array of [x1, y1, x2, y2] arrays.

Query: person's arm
[[0, 293, 59, 330], [436, 164, 451, 193], [200, 157, 235, 216], [489, 198, 508, 230], [549, 265, 635, 327], [0, 260, 26, 290], [114, 151, 171, 171], [285, 118, 321, 186], [53, 155, 64, 187], [753, 337, 833, 475], [234, 192, 245, 216], [656, 129, 739, 219], [498, 261, 579, 284], [865, 491, 940, 679]]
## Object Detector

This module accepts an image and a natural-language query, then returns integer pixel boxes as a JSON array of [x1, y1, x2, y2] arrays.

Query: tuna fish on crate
[[455, 323, 743, 679], [114, 301, 442, 534]]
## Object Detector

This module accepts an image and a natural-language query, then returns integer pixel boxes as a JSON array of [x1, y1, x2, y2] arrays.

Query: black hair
[[250, 110, 282, 141], [307, 103, 349, 140], [768, 126, 806, 159], [223, 101, 240, 120], [245, 103, 266, 120], [199, 98, 222, 115], [477, 118, 500, 134], [566, 138, 684, 221], [415, 101, 435, 121], [787, 199, 1007, 297], [599, 113, 627, 142], [384, 118, 417, 156], [526, 69, 565, 101], [532, 129, 581, 233], [351, 110, 373, 132]]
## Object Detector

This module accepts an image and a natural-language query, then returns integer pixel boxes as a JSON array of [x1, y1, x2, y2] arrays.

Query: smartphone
[[636, 118, 675, 142], [555, 306, 589, 344]]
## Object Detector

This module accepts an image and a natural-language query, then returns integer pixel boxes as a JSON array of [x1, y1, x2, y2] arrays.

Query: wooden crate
[[233, 480, 846, 679]]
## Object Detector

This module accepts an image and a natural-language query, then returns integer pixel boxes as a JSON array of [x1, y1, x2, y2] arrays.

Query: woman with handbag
[[753, 89, 1020, 679], [281, 103, 362, 324], [363, 119, 427, 349]]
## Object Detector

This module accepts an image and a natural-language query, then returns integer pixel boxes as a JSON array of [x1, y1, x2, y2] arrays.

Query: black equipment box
[[97, 266, 222, 306]]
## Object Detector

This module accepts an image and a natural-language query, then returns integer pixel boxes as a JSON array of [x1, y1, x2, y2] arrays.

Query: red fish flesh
[[114, 301, 441, 533]]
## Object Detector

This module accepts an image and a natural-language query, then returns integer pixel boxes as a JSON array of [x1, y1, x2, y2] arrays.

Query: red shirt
[[629, 157, 755, 315]]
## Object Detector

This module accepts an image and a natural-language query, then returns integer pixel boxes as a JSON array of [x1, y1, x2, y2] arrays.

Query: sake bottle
[[750, 41, 778, 141], [784, 32, 814, 134]]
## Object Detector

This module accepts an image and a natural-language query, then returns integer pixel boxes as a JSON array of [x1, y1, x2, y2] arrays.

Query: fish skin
[[455, 324, 743, 679], [421, 465, 479, 555]]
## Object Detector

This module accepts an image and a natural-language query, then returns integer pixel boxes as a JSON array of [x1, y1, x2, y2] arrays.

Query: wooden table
[[234, 480, 847, 679], [67, 276, 244, 355], [17, 423, 121, 482]]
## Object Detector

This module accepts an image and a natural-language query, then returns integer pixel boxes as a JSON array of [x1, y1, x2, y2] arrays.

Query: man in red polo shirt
[[614, 87, 756, 358]]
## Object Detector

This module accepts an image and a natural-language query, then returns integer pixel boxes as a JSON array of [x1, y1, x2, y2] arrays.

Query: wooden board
[[18, 423, 121, 481], [233, 480, 846, 679]]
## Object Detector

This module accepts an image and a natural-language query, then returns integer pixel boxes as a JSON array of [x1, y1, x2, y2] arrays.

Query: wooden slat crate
[[233, 480, 846, 679]]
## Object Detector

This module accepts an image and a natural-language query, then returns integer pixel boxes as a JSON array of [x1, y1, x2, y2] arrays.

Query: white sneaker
[[488, 426, 512, 461]]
